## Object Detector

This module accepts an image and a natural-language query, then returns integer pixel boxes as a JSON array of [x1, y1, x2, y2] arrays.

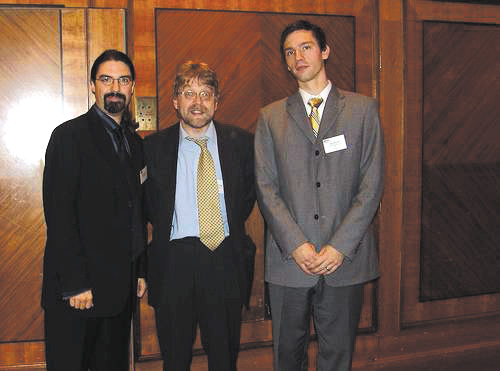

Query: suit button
[[315, 150, 320, 156], [316, 182, 321, 187], [314, 214, 319, 220], [127, 201, 133, 208]]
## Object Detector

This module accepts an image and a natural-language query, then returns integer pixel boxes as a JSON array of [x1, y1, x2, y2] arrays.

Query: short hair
[[173, 61, 219, 99], [280, 20, 328, 62], [90, 49, 135, 82]]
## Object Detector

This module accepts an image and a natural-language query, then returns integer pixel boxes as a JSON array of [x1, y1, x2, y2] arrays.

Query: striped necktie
[[188, 137, 225, 250], [308, 97, 323, 137]]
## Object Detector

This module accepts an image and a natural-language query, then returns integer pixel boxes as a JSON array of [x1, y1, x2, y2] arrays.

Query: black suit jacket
[[144, 122, 256, 308], [42, 107, 146, 316]]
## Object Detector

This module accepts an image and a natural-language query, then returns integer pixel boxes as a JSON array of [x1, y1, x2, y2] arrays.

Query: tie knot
[[308, 97, 323, 109], [188, 137, 208, 149]]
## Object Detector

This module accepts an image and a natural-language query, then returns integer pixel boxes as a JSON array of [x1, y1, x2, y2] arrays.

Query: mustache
[[188, 104, 206, 112], [104, 92, 126, 101]]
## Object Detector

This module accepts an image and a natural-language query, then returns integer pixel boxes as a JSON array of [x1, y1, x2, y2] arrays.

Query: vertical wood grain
[[61, 9, 88, 120], [86, 8, 127, 106]]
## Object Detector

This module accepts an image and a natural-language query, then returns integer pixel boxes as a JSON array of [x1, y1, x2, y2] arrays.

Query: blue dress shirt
[[170, 122, 229, 240]]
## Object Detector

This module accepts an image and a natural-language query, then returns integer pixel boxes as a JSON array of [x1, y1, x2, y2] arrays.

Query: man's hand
[[137, 278, 147, 298], [309, 245, 344, 275], [291, 242, 318, 275], [69, 290, 93, 310]]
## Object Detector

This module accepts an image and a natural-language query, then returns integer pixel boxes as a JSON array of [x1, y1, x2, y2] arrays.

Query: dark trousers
[[154, 237, 242, 371], [269, 278, 364, 371], [44, 297, 132, 371]]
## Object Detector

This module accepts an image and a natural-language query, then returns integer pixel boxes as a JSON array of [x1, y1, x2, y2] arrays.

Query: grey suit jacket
[[255, 86, 384, 287]]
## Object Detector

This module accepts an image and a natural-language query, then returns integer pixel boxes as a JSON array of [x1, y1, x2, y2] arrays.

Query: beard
[[104, 92, 126, 113], [177, 104, 213, 130]]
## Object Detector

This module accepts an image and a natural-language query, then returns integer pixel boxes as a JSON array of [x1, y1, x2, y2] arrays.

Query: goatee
[[104, 92, 126, 113]]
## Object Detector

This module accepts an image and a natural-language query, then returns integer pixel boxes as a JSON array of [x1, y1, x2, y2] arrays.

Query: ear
[[130, 81, 136, 96], [173, 97, 179, 110], [321, 45, 330, 61], [90, 81, 96, 95]]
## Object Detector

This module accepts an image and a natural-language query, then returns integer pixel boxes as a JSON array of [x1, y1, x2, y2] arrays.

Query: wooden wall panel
[[420, 21, 500, 301], [0, 7, 126, 369], [0, 8, 61, 344], [137, 1, 378, 362], [403, 0, 500, 325]]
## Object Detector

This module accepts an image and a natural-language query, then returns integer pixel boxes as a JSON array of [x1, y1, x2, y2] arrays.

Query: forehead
[[182, 78, 214, 90], [284, 30, 317, 49], [96, 60, 131, 77]]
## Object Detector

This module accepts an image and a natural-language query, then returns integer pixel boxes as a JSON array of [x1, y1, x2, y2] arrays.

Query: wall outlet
[[135, 96, 157, 131]]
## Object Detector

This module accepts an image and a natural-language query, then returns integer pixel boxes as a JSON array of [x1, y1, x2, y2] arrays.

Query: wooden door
[[0, 7, 126, 369]]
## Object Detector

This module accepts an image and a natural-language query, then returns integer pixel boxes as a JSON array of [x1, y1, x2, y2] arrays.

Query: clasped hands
[[292, 242, 344, 275], [68, 278, 147, 310]]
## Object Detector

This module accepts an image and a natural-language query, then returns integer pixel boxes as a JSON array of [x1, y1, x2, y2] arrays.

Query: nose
[[192, 93, 202, 103], [111, 79, 120, 91], [295, 49, 304, 60]]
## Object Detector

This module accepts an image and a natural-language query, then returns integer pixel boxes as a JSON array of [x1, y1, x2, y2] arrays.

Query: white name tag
[[140, 166, 148, 184], [217, 179, 224, 194], [323, 134, 347, 154]]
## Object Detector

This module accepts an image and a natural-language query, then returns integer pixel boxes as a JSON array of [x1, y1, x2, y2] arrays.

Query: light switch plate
[[135, 96, 157, 131]]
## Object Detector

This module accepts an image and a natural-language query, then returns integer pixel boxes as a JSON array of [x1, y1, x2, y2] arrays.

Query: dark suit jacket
[[42, 106, 146, 316], [144, 122, 256, 308]]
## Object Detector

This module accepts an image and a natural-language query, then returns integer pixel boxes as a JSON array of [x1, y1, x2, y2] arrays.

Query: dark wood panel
[[420, 21, 500, 301], [402, 0, 500, 325]]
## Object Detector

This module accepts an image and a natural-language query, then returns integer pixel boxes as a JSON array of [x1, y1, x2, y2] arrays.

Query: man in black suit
[[144, 61, 256, 371], [42, 49, 147, 371]]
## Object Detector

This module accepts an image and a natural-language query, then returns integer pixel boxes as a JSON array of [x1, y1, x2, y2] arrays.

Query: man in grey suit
[[255, 20, 384, 371]]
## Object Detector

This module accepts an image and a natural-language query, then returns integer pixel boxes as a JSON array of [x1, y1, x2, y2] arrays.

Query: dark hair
[[280, 20, 327, 62], [90, 49, 135, 82], [173, 61, 219, 99]]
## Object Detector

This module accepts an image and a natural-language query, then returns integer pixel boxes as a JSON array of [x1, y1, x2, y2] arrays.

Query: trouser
[[154, 237, 242, 371], [269, 278, 364, 371]]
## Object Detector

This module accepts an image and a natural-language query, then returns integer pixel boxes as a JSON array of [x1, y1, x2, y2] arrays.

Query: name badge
[[140, 166, 148, 184], [323, 134, 347, 154], [217, 179, 224, 194]]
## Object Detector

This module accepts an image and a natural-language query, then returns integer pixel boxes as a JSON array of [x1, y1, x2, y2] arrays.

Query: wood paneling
[[420, 21, 500, 300], [403, 0, 500, 325], [0, 8, 61, 343], [138, 2, 378, 362], [1, 0, 499, 369], [0, 7, 126, 369]]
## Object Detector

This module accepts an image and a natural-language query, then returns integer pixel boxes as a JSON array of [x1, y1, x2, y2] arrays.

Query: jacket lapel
[[317, 86, 345, 139], [214, 122, 234, 229], [86, 108, 122, 172], [286, 92, 316, 143]]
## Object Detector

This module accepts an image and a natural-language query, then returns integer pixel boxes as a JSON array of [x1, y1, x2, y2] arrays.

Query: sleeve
[[328, 98, 384, 260], [254, 110, 308, 257], [43, 125, 91, 294]]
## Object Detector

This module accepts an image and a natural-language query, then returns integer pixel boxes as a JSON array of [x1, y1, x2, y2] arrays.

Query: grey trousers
[[269, 278, 364, 371]]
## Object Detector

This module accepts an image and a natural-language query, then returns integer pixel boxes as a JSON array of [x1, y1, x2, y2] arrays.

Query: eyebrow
[[284, 41, 315, 51]]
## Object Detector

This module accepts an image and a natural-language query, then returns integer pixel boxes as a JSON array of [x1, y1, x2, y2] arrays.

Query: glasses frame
[[96, 75, 133, 86], [178, 89, 215, 101]]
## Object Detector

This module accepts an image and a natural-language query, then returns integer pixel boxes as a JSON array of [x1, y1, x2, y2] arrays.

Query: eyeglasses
[[179, 90, 214, 101], [97, 75, 132, 86]]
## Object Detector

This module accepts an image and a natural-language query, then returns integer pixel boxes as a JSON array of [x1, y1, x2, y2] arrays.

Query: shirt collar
[[299, 80, 332, 109], [92, 104, 121, 132], [179, 120, 216, 143]]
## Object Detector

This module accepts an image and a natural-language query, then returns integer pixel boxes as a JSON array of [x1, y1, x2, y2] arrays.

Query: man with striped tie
[[255, 20, 384, 371]]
